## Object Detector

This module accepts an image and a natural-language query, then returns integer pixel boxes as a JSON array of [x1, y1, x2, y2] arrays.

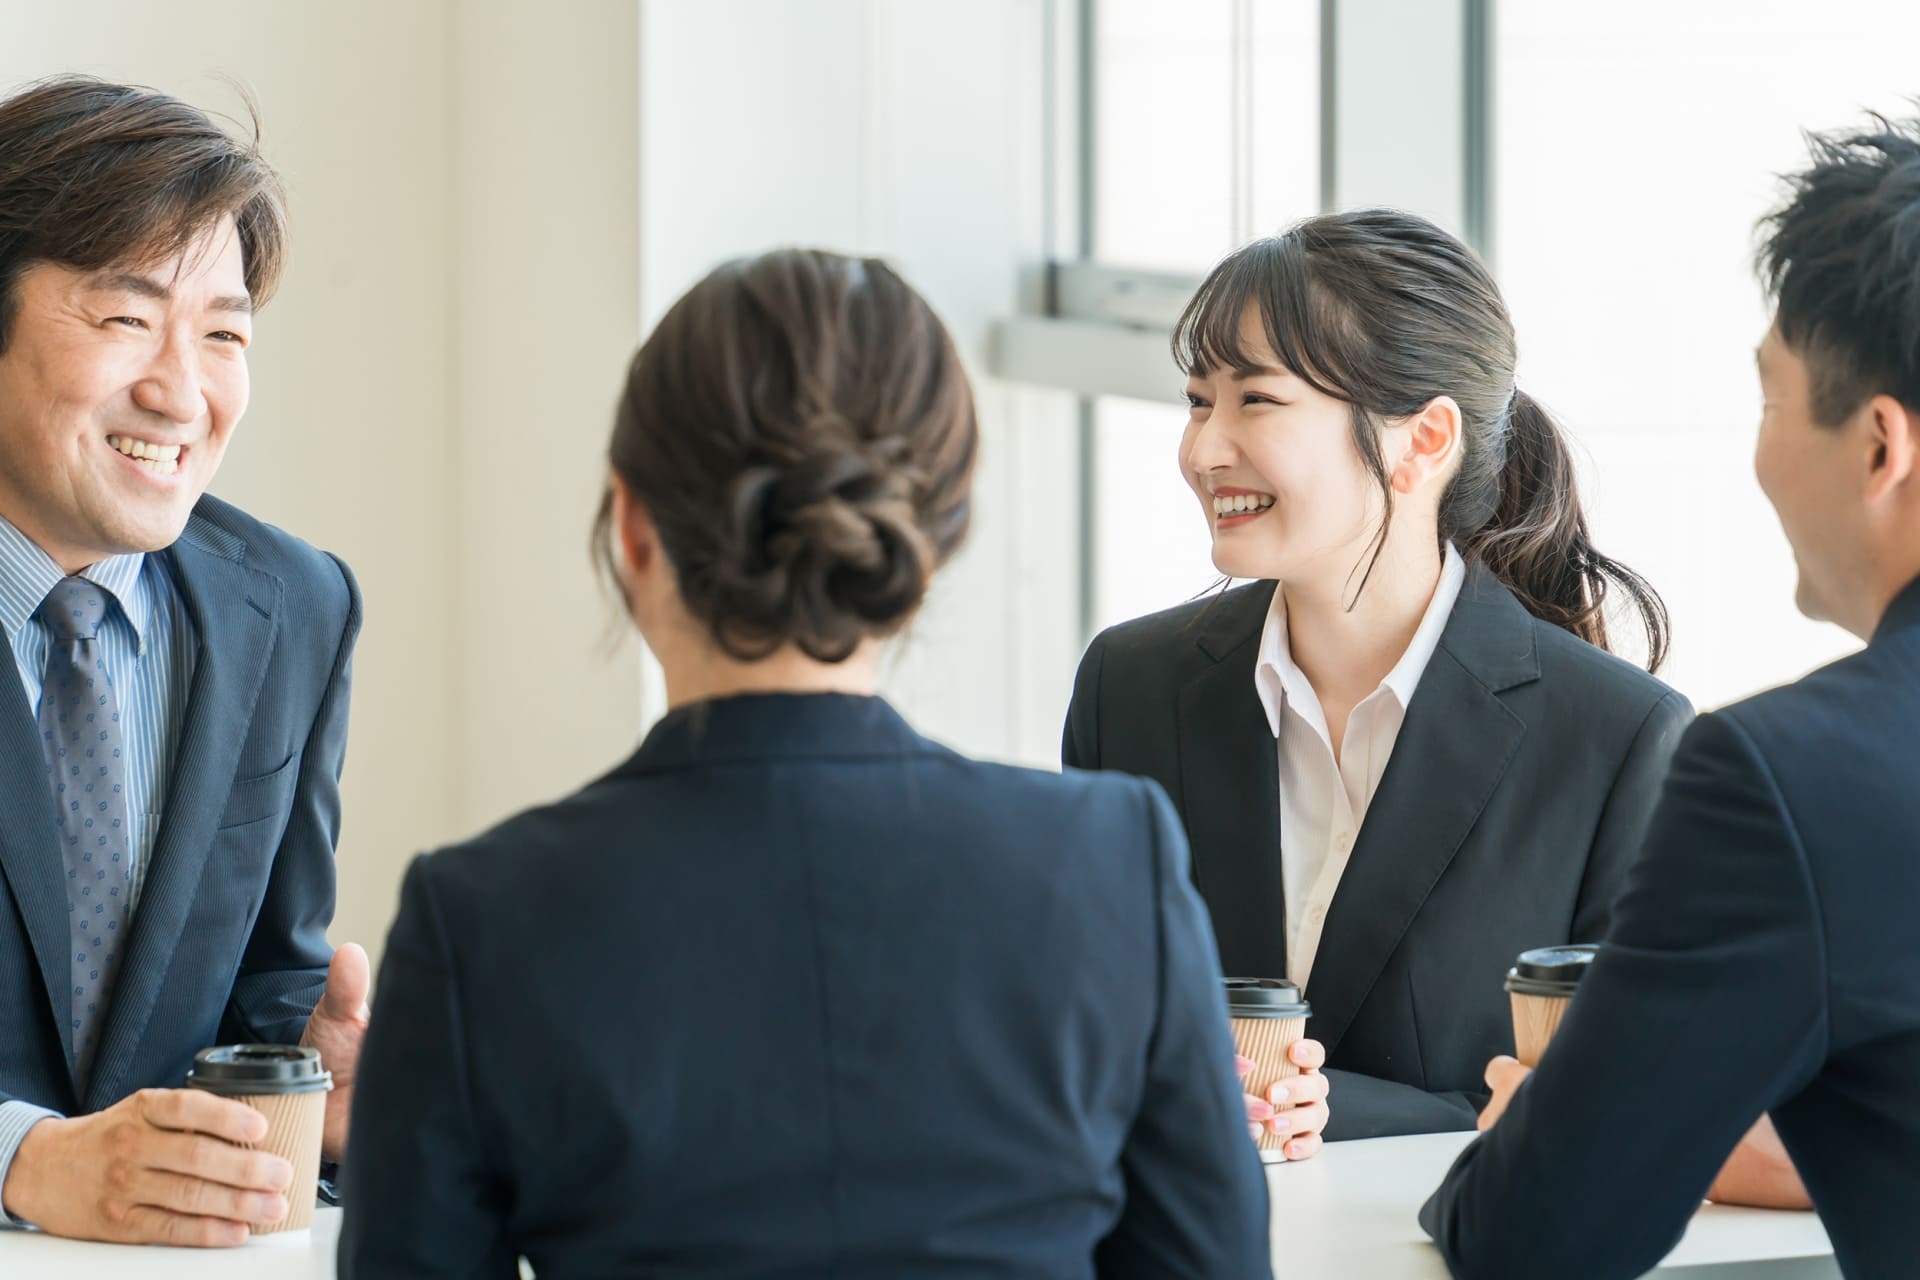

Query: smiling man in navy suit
[[1423, 112, 1920, 1280], [0, 77, 367, 1247]]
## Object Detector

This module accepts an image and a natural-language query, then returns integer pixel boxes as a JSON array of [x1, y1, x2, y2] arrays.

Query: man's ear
[[1862, 393, 1919, 505]]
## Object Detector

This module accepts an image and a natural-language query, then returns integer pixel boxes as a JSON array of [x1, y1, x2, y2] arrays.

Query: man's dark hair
[[0, 75, 287, 352], [1760, 110, 1920, 425]]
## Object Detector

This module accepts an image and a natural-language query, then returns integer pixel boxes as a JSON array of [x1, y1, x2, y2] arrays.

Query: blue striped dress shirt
[[0, 512, 196, 1222]]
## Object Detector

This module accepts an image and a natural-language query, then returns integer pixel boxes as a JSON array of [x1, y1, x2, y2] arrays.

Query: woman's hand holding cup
[[1237, 1038, 1330, 1161]]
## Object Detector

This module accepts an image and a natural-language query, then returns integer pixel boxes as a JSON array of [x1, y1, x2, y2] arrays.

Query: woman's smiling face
[[1180, 306, 1405, 588]]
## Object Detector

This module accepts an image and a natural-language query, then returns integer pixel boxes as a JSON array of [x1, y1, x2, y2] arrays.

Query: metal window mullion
[[1230, 0, 1256, 245]]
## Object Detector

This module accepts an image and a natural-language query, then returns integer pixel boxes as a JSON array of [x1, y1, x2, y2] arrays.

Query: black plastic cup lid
[[185, 1045, 333, 1095], [1223, 977, 1311, 1019], [1504, 944, 1600, 998]]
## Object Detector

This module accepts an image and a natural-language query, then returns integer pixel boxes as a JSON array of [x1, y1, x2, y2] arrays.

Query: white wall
[[449, 3, 645, 835], [638, 0, 1083, 765], [2, 0, 646, 967], [1495, 0, 1920, 705]]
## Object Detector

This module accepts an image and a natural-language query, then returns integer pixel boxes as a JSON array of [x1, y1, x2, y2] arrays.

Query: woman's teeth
[[107, 434, 182, 476], [1212, 492, 1275, 517]]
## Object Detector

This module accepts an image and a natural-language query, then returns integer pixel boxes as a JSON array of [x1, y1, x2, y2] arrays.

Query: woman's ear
[[1390, 395, 1463, 495], [610, 473, 660, 590]]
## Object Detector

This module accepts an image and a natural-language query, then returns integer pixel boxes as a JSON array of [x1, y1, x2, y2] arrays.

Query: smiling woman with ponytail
[[1064, 208, 1690, 1147]]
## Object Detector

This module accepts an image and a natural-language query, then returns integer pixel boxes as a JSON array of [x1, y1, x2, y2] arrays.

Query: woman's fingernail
[[1249, 1122, 1264, 1142]]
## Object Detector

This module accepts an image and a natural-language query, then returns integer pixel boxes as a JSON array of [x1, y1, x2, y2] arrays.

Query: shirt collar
[[0, 512, 152, 653], [1253, 543, 1468, 738]]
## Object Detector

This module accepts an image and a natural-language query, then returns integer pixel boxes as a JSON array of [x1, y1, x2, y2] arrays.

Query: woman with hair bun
[[341, 249, 1271, 1279]]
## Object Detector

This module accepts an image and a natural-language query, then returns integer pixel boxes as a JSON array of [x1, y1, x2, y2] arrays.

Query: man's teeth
[[106, 435, 182, 475], [1212, 493, 1276, 516]]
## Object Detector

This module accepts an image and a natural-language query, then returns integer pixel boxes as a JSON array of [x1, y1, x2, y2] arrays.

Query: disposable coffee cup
[[185, 1045, 332, 1233], [1504, 945, 1598, 1068], [1224, 978, 1312, 1164]]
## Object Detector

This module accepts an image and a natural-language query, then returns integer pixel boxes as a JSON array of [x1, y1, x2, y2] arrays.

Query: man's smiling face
[[0, 218, 253, 571]]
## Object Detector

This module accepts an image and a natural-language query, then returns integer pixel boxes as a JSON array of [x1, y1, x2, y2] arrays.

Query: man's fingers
[[147, 1131, 293, 1195], [1483, 1055, 1530, 1093], [319, 943, 372, 1022], [137, 1089, 267, 1145], [1288, 1038, 1327, 1071], [132, 1168, 288, 1226], [117, 1204, 250, 1249]]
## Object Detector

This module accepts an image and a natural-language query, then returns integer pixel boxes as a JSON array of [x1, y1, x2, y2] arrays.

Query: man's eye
[[1185, 392, 1211, 409], [108, 316, 148, 330], [209, 331, 245, 344]]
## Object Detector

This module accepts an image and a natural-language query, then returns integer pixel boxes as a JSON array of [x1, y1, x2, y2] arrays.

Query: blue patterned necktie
[[34, 576, 134, 1088]]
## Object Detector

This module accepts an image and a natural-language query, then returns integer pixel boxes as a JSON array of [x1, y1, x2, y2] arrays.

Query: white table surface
[[1267, 1131, 1837, 1278], [0, 1132, 1837, 1278], [0, 1207, 341, 1277]]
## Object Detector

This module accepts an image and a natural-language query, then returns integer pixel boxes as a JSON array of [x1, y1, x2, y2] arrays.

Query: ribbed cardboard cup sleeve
[[1509, 992, 1572, 1069], [1231, 1015, 1307, 1161], [230, 1089, 328, 1233]]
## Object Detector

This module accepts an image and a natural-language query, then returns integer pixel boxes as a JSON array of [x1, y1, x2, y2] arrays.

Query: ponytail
[[1455, 390, 1670, 672]]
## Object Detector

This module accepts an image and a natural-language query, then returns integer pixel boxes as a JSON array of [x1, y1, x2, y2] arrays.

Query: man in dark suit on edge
[[1424, 112, 1920, 1280]]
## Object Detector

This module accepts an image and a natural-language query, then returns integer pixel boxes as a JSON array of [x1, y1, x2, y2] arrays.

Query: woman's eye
[[1184, 392, 1210, 409]]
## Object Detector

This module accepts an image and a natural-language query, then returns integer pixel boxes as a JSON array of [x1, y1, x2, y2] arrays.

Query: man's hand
[[1236, 1038, 1332, 1162], [1480, 1058, 1812, 1211], [300, 943, 371, 1162], [1478, 1055, 1531, 1132], [1707, 1115, 1813, 1210], [0, 1089, 292, 1245]]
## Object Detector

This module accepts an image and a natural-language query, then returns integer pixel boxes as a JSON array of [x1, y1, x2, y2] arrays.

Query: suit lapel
[[86, 521, 282, 1109], [1175, 583, 1288, 980], [1304, 566, 1537, 1056], [0, 626, 75, 1085]]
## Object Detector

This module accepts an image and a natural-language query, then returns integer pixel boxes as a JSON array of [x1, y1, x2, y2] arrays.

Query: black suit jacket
[[1064, 564, 1689, 1138], [341, 693, 1270, 1280], [1423, 579, 1920, 1280], [0, 494, 361, 1116]]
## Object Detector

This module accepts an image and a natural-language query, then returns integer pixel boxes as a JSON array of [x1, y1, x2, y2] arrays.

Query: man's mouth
[[106, 433, 185, 478]]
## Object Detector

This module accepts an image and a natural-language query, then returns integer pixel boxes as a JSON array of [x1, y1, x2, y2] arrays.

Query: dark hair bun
[[600, 249, 977, 663], [713, 450, 935, 662]]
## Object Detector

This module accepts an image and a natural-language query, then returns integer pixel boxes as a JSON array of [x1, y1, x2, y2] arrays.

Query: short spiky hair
[[0, 75, 287, 352], [1759, 110, 1920, 425]]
